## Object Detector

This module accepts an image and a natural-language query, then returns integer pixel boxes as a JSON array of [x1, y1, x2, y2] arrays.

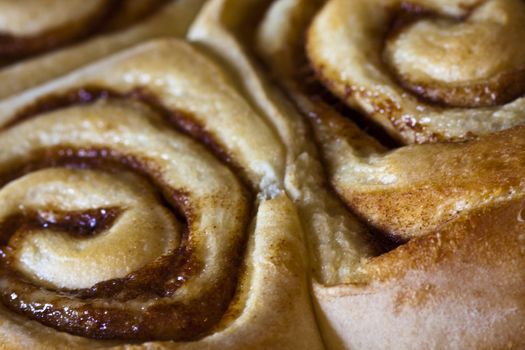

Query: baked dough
[[0, 0, 206, 99], [191, 0, 525, 348], [2, 0, 524, 348], [306, 0, 525, 144], [0, 39, 323, 349]]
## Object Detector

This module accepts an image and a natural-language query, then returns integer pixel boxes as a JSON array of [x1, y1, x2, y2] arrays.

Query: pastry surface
[[0, 39, 322, 349], [190, 0, 525, 348], [305, 0, 525, 144], [0, 0, 206, 99], [1, 0, 525, 348]]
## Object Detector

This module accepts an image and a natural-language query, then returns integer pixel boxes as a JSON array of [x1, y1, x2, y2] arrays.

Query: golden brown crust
[[191, 0, 525, 348], [307, 0, 525, 144], [0, 0, 113, 59], [317, 198, 525, 349], [0, 0, 180, 62], [0, 0, 206, 99], [0, 39, 323, 349], [3, 0, 525, 348]]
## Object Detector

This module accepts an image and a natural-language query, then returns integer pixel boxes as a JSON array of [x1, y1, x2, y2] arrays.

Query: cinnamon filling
[[0, 207, 121, 245], [0, 90, 252, 341], [283, 0, 525, 247], [383, 1, 525, 108], [0, 0, 170, 63], [298, 56, 400, 149], [7, 86, 247, 187]]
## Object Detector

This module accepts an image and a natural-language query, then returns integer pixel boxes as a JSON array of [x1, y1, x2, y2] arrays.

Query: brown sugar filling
[[383, 2, 525, 108], [0, 89, 252, 341], [0, 0, 170, 64]]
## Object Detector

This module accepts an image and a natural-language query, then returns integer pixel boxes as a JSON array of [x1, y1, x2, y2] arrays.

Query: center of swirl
[[0, 97, 250, 341], [384, 0, 525, 107], [0, 168, 181, 289]]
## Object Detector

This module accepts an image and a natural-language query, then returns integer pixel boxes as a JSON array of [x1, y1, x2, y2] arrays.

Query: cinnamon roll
[[0, 0, 206, 99], [0, 39, 323, 349], [306, 0, 525, 144], [190, 0, 525, 348]]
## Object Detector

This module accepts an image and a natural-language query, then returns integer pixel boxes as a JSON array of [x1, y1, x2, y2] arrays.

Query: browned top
[[384, 2, 525, 108], [0, 88, 251, 341], [0, 0, 170, 63]]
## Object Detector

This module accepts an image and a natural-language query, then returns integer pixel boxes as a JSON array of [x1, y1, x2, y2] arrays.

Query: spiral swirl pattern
[[0, 0, 206, 100], [0, 99, 249, 340], [305, 0, 525, 143], [0, 0, 169, 61], [3, 0, 524, 348], [0, 38, 322, 349], [189, 0, 525, 347], [254, 0, 525, 243]]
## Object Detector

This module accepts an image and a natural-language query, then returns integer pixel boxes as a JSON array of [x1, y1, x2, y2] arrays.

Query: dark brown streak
[[0, 207, 122, 272], [0, 146, 247, 341], [0, 148, 197, 295], [98, 0, 172, 34], [0, 0, 171, 64], [301, 60, 401, 149], [245, 5, 405, 252], [0, 84, 252, 340], [383, 1, 525, 108], [0, 147, 190, 219], [0, 0, 120, 61], [0, 207, 121, 245], [4, 86, 254, 193]]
